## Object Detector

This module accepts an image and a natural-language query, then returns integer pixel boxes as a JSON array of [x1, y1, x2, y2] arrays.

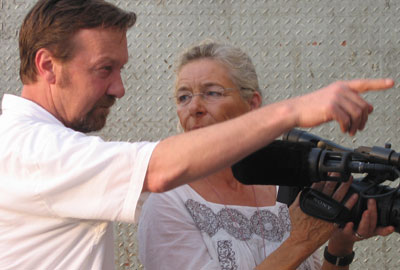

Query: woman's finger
[[367, 199, 378, 232], [322, 181, 338, 196], [332, 176, 354, 202], [343, 193, 358, 210]]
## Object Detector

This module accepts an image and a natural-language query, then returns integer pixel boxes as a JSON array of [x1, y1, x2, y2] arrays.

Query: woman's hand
[[256, 178, 356, 270], [288, 177, 356, 252], [318, 176, 395, 269], [327, 197, 395, 256]]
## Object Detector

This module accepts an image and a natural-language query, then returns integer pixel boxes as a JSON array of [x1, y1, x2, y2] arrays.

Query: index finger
[[346, 78, 394, 93], [332, 176, 354, 202]]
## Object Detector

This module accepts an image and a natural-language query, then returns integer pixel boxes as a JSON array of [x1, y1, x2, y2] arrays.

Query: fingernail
[[386, 79, 394, 85]]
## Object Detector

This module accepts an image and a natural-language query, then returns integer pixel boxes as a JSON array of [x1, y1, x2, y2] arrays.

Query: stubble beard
[[58, 67, 116, 133], [68, 96, 116, 133]]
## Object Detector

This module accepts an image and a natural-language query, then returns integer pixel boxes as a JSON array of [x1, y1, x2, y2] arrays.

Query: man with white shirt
[[0, 0, 394, 269]]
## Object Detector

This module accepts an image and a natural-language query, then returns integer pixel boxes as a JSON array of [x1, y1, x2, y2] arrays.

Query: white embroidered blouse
[[138, 184, 321, 270]]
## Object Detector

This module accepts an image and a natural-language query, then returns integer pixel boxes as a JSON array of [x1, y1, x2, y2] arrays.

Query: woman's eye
[[205, 90, 223, 97], [177, 94, 191, 103]]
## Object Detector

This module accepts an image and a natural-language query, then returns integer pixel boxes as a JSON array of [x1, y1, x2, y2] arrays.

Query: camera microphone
[[282, 128, 352, 152], [232, 140, 314, 186]]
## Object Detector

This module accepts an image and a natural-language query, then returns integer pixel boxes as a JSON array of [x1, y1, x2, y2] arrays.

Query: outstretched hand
[[291, 79, 394, 136]]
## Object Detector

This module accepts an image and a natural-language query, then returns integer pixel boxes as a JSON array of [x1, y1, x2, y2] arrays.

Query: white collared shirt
[[0, 94, 157, 270]]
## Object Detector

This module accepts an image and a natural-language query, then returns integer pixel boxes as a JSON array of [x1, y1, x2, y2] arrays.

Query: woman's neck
[[206, 168, 245, 192], [189, 167, 277, 207]]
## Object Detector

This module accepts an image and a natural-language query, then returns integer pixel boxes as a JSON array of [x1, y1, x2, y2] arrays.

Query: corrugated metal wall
[[1, 0, 399, 269]]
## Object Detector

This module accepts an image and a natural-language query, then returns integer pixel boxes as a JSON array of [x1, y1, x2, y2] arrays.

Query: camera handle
[[299, 187, 352, 226]]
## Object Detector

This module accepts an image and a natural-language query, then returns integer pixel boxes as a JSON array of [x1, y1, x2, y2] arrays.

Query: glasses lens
[[175, 86, 232, 106], [203, 85, 225, 102], [176, 91, 192, 105]]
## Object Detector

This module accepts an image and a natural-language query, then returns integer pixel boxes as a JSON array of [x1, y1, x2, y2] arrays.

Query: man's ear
[[35, 48, 56, 84], [248, 91, 262, 110]]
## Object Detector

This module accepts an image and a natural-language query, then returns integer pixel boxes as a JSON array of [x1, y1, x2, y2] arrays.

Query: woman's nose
[[188, 94, 206, 116]]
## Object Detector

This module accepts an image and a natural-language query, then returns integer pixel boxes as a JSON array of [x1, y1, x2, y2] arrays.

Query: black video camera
[[283, 129, 400, 232]]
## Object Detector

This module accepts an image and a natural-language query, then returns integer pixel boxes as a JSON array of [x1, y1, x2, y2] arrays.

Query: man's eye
[[102, 66, 112, 71]]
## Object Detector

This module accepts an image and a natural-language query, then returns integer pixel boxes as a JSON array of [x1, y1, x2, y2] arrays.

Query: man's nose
[[107, 73, 125, 98]]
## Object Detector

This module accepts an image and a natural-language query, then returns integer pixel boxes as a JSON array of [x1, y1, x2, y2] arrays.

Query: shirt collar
[[1, 94, 65, 127]]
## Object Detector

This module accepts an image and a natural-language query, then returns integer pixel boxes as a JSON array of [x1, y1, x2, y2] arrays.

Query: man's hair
[[19, 0, 137, 84], [174, 40, 261, 101]]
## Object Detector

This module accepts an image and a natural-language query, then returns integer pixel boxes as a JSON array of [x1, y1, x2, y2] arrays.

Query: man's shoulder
[[0, 94, 63, 129]]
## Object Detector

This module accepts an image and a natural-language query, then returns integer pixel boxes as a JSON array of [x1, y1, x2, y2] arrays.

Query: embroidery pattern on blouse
[[185, 199, 291, 242], [185, 199, 220, 237], [219, 208, 252, 240], [217, 240, 238, 270], [185, 199, 313, 270]]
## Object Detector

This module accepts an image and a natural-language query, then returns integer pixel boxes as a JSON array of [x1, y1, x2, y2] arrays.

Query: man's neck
[[21, 83, 64, 124]]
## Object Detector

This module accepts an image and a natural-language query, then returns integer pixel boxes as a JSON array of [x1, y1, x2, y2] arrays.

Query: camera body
[[283, 129, 400, 232], [345, 178, 400, 232]]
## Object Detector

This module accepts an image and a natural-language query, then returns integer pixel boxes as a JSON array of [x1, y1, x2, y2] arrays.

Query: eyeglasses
[[174, 85, 236, 106]]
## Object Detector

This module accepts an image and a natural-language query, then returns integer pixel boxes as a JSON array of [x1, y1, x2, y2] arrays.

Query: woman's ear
[[248, 91, 262, 110], [35, 48, 56, 84]]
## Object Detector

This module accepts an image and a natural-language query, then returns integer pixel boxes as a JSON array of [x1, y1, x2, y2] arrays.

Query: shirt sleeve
[[138, 191, 222, 270], [26, 127, 157, 223]]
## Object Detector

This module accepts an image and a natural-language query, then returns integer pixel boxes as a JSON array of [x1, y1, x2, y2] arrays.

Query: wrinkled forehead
[[174, 58, 234, 94]]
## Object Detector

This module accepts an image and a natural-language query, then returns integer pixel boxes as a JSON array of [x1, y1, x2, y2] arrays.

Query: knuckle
[[325, 102, 336, 112], [354, 107, 362, 118]]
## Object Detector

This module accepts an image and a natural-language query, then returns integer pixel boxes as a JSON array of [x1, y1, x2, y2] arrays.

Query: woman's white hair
[[174, 40, 262, 101]]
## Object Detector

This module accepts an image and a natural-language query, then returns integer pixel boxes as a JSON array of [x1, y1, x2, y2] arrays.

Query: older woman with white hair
[[138, 41, 394, 270]]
